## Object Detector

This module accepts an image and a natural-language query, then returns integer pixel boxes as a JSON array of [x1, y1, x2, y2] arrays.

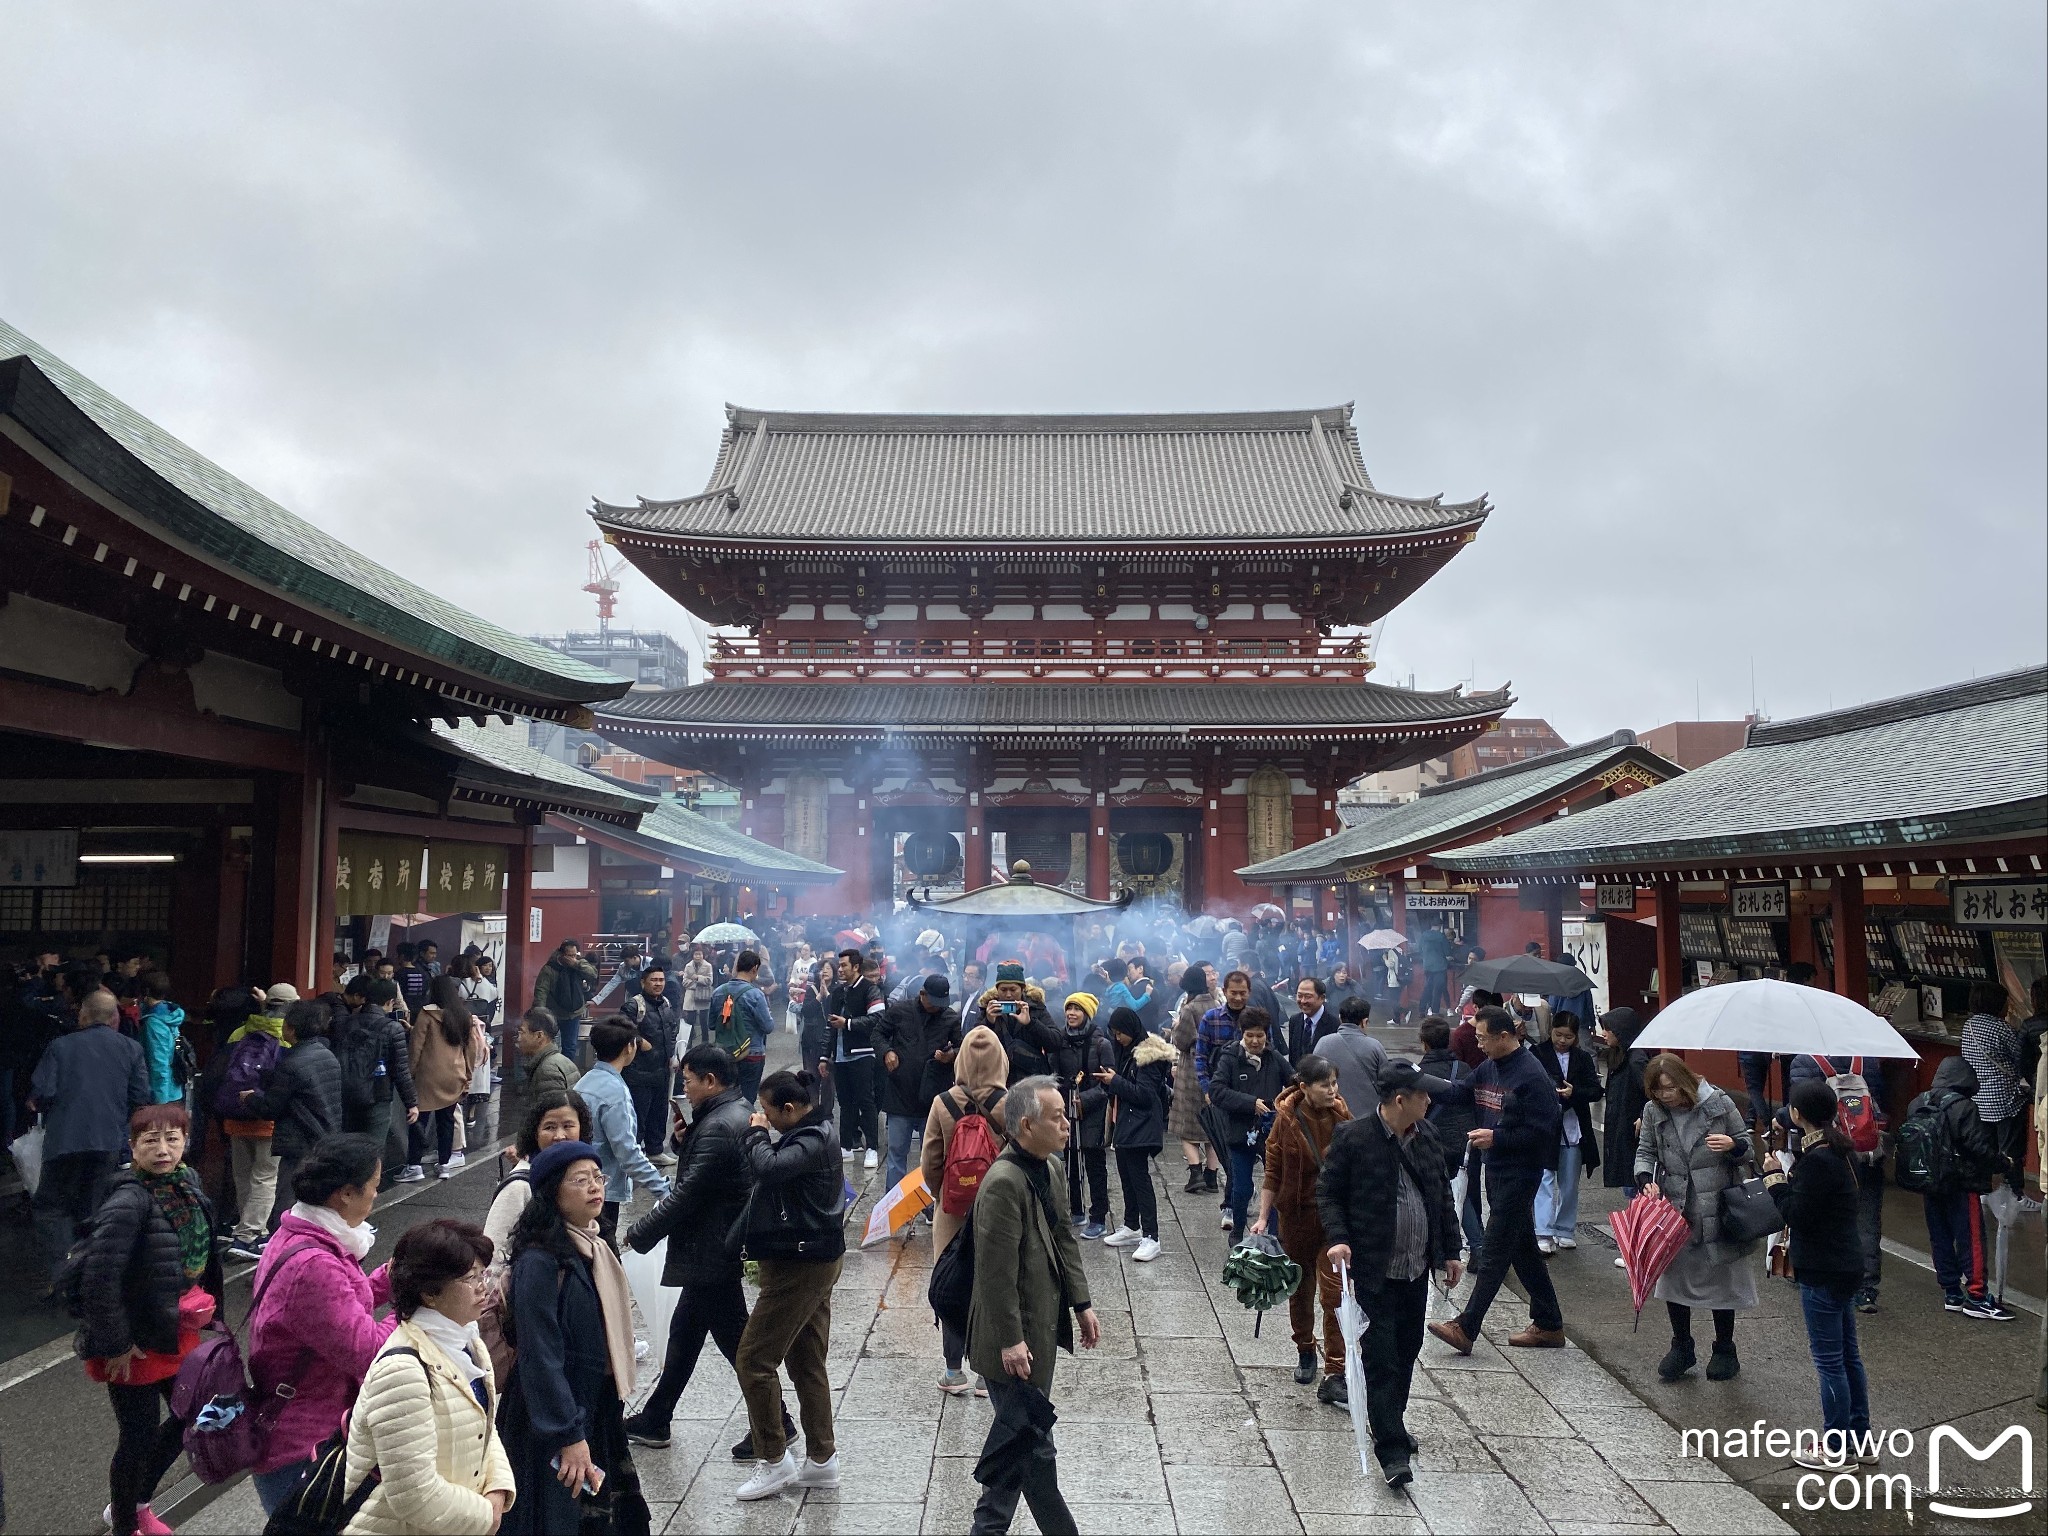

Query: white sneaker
[[446, 1149, 466, 1168], [864, 1149, 879, 1170], [736, 1450, 799, 1500], [1219, 1211, 1233, 1230], [1102, 1225, 1142, 1248], [634, 1338, 650, 1361], [438, 1163, 458, 1180], [843, 1147, 857, 1161], [1613, 1255, 1627, 1269], [1536, 1235, 1555, 1255], [1133, 1237, 1162, 1262], [796, 1453, 840, 1489], [395, 1165, 427, 1183], [1556, 1236, 1577, 1250]]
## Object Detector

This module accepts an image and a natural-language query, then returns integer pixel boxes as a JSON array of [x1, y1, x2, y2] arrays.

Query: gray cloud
[[3, 1, 2040, 739]]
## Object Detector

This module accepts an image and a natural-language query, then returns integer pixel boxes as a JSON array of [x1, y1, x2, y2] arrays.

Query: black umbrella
[[1459, 954, 1595, 997]]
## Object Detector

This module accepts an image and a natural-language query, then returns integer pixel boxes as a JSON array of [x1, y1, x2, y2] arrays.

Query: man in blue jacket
[[1424, 1006, 1566, 1353]]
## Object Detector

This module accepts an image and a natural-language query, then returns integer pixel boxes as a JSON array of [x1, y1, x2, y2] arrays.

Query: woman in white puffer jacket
[[345, 1219, 514, 1535]]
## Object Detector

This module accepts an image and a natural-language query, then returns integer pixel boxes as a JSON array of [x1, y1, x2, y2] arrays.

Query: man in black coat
[[237, 1001, 341, 1234], [877, 976, 961, 1189], [1208, 1010, 1294, 1243], [1318, 1061, 1463, 1489], [333, 975, 418, 1163], [625, 1043, 779, 1447], [619, 963, 683, 1160], [976, 962, 1061, 1085], [1425, 1006, 1565, 1355]]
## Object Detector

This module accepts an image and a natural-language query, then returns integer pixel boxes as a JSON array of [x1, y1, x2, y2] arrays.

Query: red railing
[[705, 633, 1371, 681]]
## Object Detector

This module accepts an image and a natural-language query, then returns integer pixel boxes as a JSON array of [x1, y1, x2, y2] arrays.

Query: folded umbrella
[[1221, 1230, 1301, 1338], [862, 1167, 934, 1247], [1608, 1189, 1692, 1329], [1336, 1259, 1372, 1476]]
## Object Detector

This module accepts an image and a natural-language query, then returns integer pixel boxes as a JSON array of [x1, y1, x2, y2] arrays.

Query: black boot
[[730, 1408, 799, 1462], [1656, 1338, 1697, 1381], [1184, 1166, 1204, 1194], [1294, 1349, 1317, 1385], [1202, 1167, 1219, 1193], [1317, 1373, 1349, 1407], [1705, 1342, 1740, 1381]]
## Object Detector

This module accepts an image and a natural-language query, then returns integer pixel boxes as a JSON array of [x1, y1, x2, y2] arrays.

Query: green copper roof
[[1434, 669, 2048, 874], [0, 319, 625, 707], [429, 722, 652, 820], [1238, 732, 1680, 883]]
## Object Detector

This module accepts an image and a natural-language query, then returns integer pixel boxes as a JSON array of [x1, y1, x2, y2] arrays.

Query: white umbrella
[[1336, 1259, 1372, 1476], [1357, 929, 1407, 951], [693, 922, 760, 946], [1633, 979, 1920, 1059]]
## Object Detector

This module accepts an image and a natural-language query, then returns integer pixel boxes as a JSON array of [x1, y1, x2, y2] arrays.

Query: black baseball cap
[[922, 975, 951, 1000], [1377, 1061, 1453, 1098]]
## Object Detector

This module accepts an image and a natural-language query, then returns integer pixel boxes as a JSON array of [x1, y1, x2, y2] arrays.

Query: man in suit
[[1285, 976, 1332, 1063]]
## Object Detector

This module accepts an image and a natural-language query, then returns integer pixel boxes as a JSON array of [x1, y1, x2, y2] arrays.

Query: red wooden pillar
[[270, 754, 322, 992], [963, 751, 991, 892], [1087, 797, 1111, 900], [1830, 872, 1868, 1003], [505, 834, 533, 1054], [314, 773, 341, 994], [1653, 881, 1684, 1016]]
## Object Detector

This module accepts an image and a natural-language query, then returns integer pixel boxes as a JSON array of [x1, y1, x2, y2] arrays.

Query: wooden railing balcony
[[704, 634, 1372, 681]]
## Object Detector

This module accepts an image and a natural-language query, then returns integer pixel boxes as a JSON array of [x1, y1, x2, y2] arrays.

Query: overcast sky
[[4, 2, 2042, 740]]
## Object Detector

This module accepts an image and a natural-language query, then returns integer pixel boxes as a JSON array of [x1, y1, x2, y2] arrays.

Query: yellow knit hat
[[1064, 991, 1099, 1023]]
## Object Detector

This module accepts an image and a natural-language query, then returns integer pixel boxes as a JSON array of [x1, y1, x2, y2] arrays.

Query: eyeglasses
[[561, 1171, 607, 1190]]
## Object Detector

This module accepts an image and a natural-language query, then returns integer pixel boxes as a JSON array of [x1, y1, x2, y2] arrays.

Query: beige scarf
[[566, 1222, 637, 1392]]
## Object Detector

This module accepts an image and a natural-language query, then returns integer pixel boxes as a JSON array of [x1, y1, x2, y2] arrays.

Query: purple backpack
[[172, 1242, 317, 1482], [211, 1029, 282, 1118]]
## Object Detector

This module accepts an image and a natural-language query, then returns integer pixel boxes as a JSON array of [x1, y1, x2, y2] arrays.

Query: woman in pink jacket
[[247, 1133, 395, 1513]]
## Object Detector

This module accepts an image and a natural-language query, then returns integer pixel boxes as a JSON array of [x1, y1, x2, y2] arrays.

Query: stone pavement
[[184, 1149, 1791, 1536]]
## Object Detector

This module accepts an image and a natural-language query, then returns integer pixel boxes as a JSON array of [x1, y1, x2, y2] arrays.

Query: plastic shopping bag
[[620, 1238, 676, 1361], [10, 1124, 43, 1197]]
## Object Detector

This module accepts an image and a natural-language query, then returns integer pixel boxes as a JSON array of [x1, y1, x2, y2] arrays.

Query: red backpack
[[1814, 1056, 1883, 1156], [937, 1087, 1005, 1217]]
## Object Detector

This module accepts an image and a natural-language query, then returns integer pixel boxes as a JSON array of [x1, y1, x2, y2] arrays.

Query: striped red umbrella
[[1609, 1189, 1692, 1328]]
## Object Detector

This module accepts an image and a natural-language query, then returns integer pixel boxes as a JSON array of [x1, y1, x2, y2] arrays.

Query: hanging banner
[[0, 830, 79, 887], [425, 840, 508, 913], [336, 833, 424, 917]]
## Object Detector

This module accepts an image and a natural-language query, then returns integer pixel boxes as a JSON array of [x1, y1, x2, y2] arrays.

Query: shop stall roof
[[1433, 668, 2048, 877], [554, 796, 842, 886], [426, 722, 651, 825], [1239, 731, 1683, 884], [0, 320, 628, 714]]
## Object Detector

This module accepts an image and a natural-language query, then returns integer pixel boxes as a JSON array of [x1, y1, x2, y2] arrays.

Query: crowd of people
[[8, 906, 2045, 1532]]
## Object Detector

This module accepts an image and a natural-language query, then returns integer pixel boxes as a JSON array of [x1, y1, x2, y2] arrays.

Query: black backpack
[[928, 1216, 977, 1335], [334, 1017, 387, 1113], [1893, 1092, 1958, 1194]]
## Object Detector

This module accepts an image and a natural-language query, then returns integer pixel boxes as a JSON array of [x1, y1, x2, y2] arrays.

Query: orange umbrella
[[861, 1167, 934, 1247], [1609, 1189, 1691, 1328]]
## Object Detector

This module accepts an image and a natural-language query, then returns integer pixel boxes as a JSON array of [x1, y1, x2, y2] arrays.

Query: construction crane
[[583, 538, 625, 644]]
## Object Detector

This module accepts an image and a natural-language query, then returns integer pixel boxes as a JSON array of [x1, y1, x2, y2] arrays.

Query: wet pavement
[[9, 1024, 2038, 1534]]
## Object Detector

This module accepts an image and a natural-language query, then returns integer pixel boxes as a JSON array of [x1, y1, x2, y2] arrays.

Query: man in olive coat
[[968, 1076, 1101, 1535]]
